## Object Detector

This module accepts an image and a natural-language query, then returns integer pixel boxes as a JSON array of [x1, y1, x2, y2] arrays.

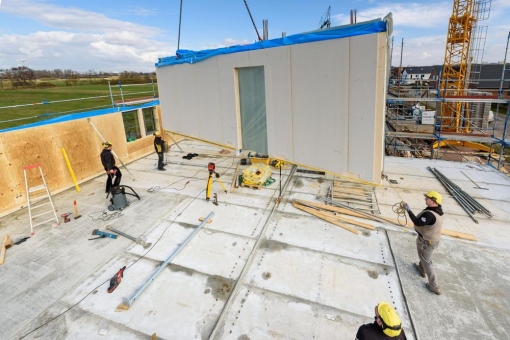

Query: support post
[[108, 81, 115, 107], [62, 148, 80, 192]]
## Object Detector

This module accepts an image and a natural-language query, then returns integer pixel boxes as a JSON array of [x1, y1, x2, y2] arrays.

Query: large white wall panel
[[247, 47, 293, 158], [193, 57, 223, 142], [217, 53, 250, 147], [348, 34, 379, 181], [290, 39, 350, 174], [157, 31, 387, 184], [157, 66, 180, 131], [174, 63, 199, 136]]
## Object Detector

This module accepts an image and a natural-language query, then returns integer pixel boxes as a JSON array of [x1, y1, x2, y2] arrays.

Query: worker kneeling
[[356, 302, 407, 339]]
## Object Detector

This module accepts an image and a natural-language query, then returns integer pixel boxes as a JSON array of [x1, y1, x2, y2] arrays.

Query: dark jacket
[[100, 149, 115, 171], [154, 137, 164, 154], [407, 206, 444, 226], [356, 322, 407, 340]]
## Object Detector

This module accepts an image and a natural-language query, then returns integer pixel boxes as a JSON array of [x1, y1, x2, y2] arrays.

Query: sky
[[0, 0, 509, 72]]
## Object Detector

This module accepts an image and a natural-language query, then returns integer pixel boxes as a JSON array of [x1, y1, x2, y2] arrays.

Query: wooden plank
[[293, 204, 359, 235], [240, 182, 262, 190], [440, 229, 477, 241], [230, 163, 241, 193], [0, 235, 13, 265], [293, 203, 375, 230]]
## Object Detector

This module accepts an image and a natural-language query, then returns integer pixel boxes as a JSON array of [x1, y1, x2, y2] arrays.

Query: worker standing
[[403, 191, 444, 295], [154, 131, 166, 171], [100, 141, 122, 193], [355, 302, 407, 339]]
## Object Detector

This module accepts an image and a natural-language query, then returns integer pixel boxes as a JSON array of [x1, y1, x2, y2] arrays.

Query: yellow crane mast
[[439, 0, 477, 133]]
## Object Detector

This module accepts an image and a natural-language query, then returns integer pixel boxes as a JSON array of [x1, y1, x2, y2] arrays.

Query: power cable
[[18, 156, 236, 339], [242, 0, 262, 41], [178, 0, 183, 50]]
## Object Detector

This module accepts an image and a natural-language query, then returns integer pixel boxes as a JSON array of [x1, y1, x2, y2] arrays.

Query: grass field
[[0, 80, 158, 130]]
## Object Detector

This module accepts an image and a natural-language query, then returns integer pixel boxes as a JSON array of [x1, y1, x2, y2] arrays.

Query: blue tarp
[[156, 20, 386, 67], [0, 101, 160, 134]]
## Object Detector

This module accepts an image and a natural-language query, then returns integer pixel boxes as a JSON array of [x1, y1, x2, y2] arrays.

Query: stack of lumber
[[292, 199, 477, 241]]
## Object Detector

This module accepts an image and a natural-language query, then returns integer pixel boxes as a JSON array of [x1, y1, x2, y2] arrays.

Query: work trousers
[[106, 166, 122, 193], [416, 235, 440, 289], [157, 153, 165, 169]]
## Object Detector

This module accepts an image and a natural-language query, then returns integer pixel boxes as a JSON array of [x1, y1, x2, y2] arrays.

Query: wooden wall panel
[[0, 106, 163, 216]]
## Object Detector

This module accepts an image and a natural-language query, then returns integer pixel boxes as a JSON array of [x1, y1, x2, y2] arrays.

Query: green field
[[0, 80, 158, 130]]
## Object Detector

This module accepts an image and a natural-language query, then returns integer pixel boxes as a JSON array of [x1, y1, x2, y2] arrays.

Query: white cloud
[[0, 0, 174, 71], [332, 2, 451, 28], [0, 31, 175, 72], [203, 38, 251, 50], [128, 6, 159, 16], [0, 0, 160, 36]]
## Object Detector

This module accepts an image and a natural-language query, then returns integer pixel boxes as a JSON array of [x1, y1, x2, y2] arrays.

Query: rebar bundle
[[428, 167, 492, 223]]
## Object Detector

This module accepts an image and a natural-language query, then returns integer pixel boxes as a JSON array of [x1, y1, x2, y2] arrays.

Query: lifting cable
[[383, 175, 409, 227], [177, 0, 183, 50], [242, 0, 262, 41]]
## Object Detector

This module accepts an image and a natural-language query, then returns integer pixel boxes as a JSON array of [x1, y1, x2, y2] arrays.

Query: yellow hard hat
[[424, 191, 442, 204], [378, 302, 402, 337], [154, 131, 161, 136], [102, 141, 113, 148]]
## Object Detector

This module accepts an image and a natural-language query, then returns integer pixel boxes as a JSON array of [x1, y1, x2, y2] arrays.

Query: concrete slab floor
[[1, 142, 509, 340]]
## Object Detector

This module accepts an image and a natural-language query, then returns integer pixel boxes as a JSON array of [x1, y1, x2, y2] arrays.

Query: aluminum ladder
[[23, 164, 60, 235]]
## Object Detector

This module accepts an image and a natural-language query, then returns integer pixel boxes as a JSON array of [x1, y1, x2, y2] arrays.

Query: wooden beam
[[230, 163, 240, 193], [292, 204, 359, 235], [0, 235, 13, 265], [293, 203, 375, 230]]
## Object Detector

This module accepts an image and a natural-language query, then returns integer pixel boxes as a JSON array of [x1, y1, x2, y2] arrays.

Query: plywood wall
[[0, 106, 173, 216], [157, 32, 388, 184]]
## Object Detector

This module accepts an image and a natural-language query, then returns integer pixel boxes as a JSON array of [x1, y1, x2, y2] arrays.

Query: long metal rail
[[121, 212, 214, 309], [428, 167, 492, 223]]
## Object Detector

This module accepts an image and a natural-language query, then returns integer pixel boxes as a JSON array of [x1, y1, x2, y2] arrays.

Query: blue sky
[[1, 0, 509, 72]]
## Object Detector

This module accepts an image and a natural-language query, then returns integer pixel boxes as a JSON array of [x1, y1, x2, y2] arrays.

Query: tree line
[[0, 67, 156, 89]]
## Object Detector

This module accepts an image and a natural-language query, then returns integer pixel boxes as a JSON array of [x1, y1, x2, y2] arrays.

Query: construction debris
[[428, 167, 492, 224]]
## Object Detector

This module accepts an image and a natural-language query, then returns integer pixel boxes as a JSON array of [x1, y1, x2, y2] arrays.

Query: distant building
[[474, 63, 510, 98], [401, 66, 438, 85]]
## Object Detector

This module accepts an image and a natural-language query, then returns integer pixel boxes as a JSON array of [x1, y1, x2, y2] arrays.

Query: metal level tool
[[90, 229, 118, 239], [106, 225, 151, 248]]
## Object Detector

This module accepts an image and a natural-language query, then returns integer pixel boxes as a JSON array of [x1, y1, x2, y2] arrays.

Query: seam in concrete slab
[[260, 238, 396, 271]]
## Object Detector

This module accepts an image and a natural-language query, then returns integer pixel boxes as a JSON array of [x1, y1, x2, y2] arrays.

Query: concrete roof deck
[[1, 139, 509, 340]]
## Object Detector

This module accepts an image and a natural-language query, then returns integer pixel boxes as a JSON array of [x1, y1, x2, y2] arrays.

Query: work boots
[[414, 262, 426, 278], [426, 282, 441, 295]]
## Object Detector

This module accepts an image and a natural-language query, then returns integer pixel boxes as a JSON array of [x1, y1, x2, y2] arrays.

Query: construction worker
[[154, 131, 166, 171], [403, 191, 443, 295], [355, 302, 406, 339], [100, 141, 122, 193]]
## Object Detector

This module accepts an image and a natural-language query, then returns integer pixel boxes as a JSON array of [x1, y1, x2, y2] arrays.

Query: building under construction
[[0, 10, 510, 340]]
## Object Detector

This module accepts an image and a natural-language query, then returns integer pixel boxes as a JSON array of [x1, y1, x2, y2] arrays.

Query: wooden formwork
[[0, 105, 180, 216]]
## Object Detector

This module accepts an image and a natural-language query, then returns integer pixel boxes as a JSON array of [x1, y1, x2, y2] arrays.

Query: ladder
[[23, 164, 60, 235]]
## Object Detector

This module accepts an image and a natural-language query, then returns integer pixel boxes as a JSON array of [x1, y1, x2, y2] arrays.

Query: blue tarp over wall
[[156, 20, 386, 67], [0, 101, 159, 134]]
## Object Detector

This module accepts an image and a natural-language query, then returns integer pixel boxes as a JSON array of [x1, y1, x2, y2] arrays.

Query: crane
[[439, 0, 478, 133]]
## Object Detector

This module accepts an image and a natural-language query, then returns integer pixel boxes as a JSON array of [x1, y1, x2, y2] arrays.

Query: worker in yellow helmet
[[100, 141, 122, 193], [153, 131, 166, 171], [402, 191, 444, 295], [355, 302, 406, 339]]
